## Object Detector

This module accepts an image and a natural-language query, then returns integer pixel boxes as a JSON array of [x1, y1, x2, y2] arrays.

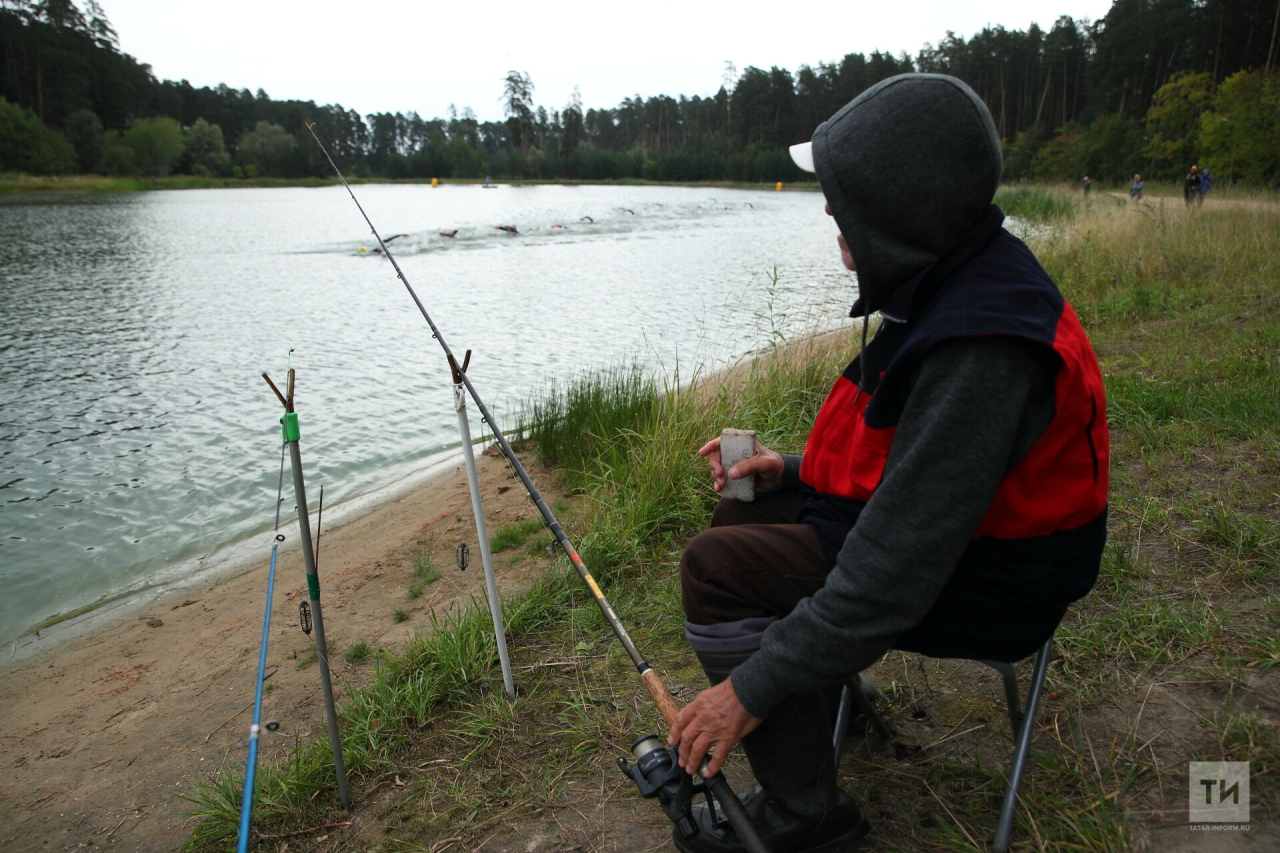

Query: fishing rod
[[262, 364, 352, 812], [235, 415, 289, 851], [305, 125, 769, 852]]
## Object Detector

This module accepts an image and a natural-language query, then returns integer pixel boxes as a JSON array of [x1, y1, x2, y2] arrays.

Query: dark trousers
[[681, 491, 828, 625], [680, 493, 1092, 663]]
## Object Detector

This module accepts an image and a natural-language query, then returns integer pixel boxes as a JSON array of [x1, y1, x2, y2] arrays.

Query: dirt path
[[0, 449, 558, 853], [1107, 191, 1280, 212]]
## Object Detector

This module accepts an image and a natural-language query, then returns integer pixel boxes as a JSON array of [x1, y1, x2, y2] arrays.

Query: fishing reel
[[617, 735, 706, 840]]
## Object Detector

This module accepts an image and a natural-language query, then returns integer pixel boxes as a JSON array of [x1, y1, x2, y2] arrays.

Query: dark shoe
[[672, 786, 870, 853]]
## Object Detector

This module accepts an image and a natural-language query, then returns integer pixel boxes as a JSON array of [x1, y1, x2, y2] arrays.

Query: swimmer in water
[[373, 233, 410, 253], [495, 225, 518, 234], [580, 216, 594, 223], [619, 208, 634, 215], [439, 230, 458, 238]]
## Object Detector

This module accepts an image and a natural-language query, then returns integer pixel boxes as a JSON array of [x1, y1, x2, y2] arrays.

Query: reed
[[994, 185, 1080, 220]]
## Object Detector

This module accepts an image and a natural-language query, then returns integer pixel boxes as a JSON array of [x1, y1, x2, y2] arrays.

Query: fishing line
[[314, 485, 324, 571], [305, 126, 770, 852]]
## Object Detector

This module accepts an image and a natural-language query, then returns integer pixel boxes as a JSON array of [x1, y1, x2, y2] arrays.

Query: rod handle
[[642, 667, 772, 852], [641, 668, 682, 728]]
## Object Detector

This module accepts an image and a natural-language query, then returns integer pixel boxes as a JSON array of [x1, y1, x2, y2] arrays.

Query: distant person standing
[[1198, 168, 1212, 204], [1129, 174, 1144, 204], [1183, 165, 1203, 207], [1082, 175, 1092, 197]]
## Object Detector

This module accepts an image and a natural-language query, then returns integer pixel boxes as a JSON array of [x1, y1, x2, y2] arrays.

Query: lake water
[[0, 183, 858, 649]]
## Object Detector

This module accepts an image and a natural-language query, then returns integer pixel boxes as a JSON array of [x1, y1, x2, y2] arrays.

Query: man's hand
[[699, 437, 785, 494], [667, 677, 761, 777]]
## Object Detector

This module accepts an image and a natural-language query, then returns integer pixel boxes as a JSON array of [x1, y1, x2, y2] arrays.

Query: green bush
[[103, 140, 138, 176], [121, 117, 185, 177], [0, 97, 72, 174]]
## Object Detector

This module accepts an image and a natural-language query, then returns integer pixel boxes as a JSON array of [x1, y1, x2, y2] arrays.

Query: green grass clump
[[489, 517, 545, 553], [293, 646, 317, 669], [995, 185, 1079, 220], [520, 363, 662, 490], [404, 551, 440, 601], [345, 640, 373, 664], [413, 551, 440, 583], [392, 608, 410, 623]]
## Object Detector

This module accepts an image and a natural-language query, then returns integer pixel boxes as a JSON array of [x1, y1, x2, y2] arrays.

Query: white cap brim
[[789, 141, 816, 173]]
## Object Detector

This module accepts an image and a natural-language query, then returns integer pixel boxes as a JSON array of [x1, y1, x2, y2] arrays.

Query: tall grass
[[520, 331, 859, 579], [995, 185, 1079, 220], [1039, 198, 1280, 445], [520, 362, 661, 487]]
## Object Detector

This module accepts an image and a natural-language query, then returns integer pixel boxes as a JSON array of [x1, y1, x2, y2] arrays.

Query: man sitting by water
[[666, 73, 1109, 853]]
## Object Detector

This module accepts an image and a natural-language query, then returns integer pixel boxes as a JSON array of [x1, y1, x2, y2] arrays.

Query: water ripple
[[0, 184, 855, 644]]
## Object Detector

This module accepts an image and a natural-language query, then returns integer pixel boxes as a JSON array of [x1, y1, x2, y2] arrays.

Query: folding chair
[[831, 632, 1057, 853]]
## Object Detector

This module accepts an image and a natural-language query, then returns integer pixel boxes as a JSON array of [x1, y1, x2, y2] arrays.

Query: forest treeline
[[1, 0, 1278, 185]]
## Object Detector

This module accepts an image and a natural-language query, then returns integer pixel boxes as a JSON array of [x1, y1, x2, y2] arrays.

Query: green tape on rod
[[307, 574, 321, 600], [282, 412, 300, 442]]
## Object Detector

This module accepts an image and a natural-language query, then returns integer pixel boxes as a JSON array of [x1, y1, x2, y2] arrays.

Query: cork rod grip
[[641, 668, 682, 727]]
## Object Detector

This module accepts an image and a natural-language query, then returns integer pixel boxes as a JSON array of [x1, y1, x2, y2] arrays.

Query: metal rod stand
[[450, 352, 516, 699], [277, 368, 352, 811]]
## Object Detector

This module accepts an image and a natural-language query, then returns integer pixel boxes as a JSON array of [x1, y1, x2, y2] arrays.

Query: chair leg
[[851, 675, 895, 740], [976, 659, 1023, 732], [831, 684, 855, 765], [831, 675, 894, 765], [990, 637, 1054, 853]]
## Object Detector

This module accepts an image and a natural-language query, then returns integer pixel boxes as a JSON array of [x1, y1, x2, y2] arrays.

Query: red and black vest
[[800, 222, 1109, 559]]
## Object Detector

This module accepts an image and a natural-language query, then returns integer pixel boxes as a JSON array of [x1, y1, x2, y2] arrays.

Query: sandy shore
[[0, 446, 562, 852]]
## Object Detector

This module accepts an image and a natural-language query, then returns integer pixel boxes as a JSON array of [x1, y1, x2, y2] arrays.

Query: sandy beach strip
[[0, 445, 562, 852]]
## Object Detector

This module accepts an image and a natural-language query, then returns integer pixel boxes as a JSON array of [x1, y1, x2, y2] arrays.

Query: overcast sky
[[102, 0, 1116, 123]]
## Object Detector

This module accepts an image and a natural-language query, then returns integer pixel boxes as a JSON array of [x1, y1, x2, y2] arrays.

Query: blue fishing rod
[[235, 414, 290, 852], [304, 125, 770, 853]]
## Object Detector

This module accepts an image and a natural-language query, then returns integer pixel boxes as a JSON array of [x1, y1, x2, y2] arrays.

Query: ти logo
[[1189, 762, 1250, 825]]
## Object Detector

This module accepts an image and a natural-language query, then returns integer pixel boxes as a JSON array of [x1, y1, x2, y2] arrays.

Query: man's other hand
[[698, 437, 785, 494], [667, 677, 762, 778]]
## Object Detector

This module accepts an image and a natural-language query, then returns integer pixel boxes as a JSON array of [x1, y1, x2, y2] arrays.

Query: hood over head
[[810, 73, 1002, 315]]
